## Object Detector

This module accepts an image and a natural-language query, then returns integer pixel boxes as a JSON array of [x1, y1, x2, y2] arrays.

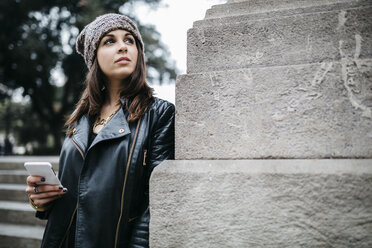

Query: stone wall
[[176, 0, 372, 159], [150, 0, 372, 247], [150, 160, 372, 247]]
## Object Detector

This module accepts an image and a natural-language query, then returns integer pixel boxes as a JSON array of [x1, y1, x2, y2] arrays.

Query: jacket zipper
[[114, 118, 141, 248], [57, 138, 84, 248], [71, 138, 85, 160], [143, 149, 147, 166], [128, 216, 139, 222]]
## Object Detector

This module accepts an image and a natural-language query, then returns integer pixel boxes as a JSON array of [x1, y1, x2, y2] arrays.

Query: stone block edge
[[152, 159, 372, 176], [176, 58, 372, 82]]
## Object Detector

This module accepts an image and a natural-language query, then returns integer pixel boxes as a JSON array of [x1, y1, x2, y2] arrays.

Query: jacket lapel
[[71, 99, 131, 156], [90, 106, 131, 148], [71, 115, 90, 156]]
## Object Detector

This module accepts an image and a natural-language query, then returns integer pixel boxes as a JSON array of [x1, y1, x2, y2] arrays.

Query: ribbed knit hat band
[[76, 13, 144, 69]]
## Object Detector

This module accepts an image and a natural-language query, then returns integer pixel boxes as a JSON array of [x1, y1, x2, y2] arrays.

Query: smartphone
[[24, 162, 61, 185]]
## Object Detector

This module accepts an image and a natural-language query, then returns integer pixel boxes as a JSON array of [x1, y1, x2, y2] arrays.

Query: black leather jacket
[[37, 98, 174, 248]]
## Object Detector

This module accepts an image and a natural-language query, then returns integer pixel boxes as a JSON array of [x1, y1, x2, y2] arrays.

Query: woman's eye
[[124, 38, 134, 44], [103, 38, 115, 45]]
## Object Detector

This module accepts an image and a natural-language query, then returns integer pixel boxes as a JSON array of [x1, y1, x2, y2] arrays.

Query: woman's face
[[97, 29, 138, 82]]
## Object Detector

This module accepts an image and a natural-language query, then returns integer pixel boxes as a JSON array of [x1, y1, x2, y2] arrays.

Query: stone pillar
[[150, 0, 372, 247]]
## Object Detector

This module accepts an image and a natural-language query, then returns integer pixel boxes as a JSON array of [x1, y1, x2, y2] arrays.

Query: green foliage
[[0, 0, 177, 154], [0, 100, 57, 155]]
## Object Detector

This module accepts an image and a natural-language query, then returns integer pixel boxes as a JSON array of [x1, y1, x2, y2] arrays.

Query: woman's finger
[[29, 189, 67, 201], [25, 186, 36, 195], [25, 185, 63, 195], [26, 175, 46, 186], [33, 184, 64, 193], [31, 195, 62, 206]]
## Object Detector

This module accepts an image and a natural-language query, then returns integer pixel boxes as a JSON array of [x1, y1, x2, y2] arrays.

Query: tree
[[0, 0, 177, 154]]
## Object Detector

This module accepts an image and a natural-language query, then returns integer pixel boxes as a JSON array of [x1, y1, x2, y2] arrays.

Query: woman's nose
[[118, 41, 128, 53]]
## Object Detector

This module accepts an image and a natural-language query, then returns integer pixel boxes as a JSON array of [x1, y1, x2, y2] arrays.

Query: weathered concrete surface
[[0, 184, 30, 202], [188, 5, 372, 73], [177, 0, 372, 159], [200, 1, 372, 27], [157, 0, 372, 247], [0, 157, 54, 247], [150, 159, 372, 247], [210, 0, 369, 19], [176, 60, 372, 159], [0, 223, 43, 248], [0, 201, 46, 226]]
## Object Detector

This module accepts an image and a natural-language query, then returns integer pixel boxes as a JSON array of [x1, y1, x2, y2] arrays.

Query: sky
[[130, 0, 227, 103]]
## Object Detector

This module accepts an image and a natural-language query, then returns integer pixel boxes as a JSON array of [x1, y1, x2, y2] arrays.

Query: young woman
[[25, 13, 175, 247]]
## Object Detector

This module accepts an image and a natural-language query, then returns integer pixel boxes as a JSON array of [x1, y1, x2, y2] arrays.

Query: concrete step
[[0, 184, 28, 202], [187, 6, 372, 73], [197, 0, 371, 26], [0, 200, 47, 227], [0, 223, 43, 248], [150, 159, 372, 247], [176, 60, 372, 159], [205, 0, 364, 19], [0, 170, 28, 184], [0, 156, 59, 170]]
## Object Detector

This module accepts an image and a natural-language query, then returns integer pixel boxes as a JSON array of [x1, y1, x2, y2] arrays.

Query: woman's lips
[[115, 57, 130, 64]]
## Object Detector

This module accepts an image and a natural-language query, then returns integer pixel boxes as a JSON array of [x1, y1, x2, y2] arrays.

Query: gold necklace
[[94, 108, 120, 128]]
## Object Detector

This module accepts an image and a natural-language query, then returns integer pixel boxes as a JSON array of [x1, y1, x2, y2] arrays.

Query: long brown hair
[[65, 37, 153, 137]]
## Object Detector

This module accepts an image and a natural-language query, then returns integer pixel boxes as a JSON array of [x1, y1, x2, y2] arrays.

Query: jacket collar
[[72, 99, 131, 154]]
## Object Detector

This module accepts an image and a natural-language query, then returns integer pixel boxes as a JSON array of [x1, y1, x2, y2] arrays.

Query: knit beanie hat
[[76, 13, 144, 69]]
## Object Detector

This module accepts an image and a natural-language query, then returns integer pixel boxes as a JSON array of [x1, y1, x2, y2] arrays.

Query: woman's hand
[[25, 175, 68, 206]]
